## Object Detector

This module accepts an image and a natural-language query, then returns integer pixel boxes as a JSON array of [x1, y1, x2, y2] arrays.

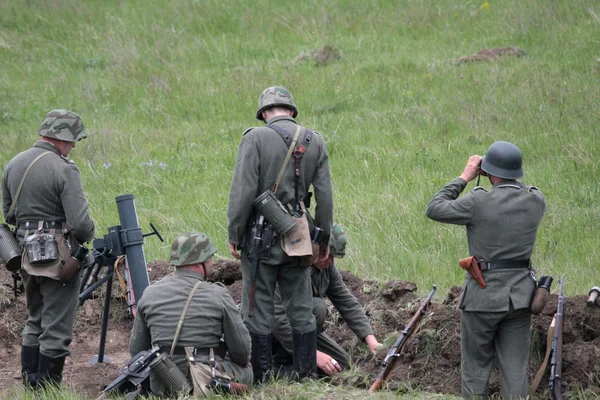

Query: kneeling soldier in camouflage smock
[[425, 141, 546, 399], [2, 110, 95, 388], [129, 233, 253, 396]]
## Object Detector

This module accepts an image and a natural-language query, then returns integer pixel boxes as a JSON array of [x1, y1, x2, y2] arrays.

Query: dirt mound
[[457, 46, 525, 64], [1, 261, 599, 398]]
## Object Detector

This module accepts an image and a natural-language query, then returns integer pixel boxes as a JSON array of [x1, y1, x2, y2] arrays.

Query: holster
[[458, 256, 486, 289]]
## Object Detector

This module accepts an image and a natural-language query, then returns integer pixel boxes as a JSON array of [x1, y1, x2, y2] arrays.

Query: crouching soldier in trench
[[271, 223, 381, 377], [129, 233, 253, 396], [425, 141, 546, 399]]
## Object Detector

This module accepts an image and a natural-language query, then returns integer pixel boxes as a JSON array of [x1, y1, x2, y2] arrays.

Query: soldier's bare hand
[[229, 243, 241, 259], [316, 351, 342, 376], [459, 155, 483, 182], [365, 334, 382, 354]]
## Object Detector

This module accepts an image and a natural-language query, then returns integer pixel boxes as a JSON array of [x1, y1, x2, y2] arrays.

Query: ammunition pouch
[[149, 352, 192, 395], [0, 223, 21, 272], [22, 228, 77, 282], [25, 231, 59, 265], [252, 190, 295, 236]]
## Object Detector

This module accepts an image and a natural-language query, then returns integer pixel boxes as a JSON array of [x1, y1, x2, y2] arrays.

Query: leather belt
[[479, 259, 531, 271], [158, 345, 212, 356], [18, 221, 64, 230]]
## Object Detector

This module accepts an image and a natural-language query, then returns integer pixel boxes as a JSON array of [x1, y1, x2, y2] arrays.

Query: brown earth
[[1, 260, 599, 398], [457, 46, 526, 65]]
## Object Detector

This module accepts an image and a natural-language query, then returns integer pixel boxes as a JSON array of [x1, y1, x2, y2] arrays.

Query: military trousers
[[460, 307, 531, 399], [241, 238, 315, 335], [20, 269, 81, 358], [313, 297, 350, 370]]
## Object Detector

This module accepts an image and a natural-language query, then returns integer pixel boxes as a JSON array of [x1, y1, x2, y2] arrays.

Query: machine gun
[[549, 277, 565, 400], [79, 194, 163, 363], [368, 285, 437, 393]]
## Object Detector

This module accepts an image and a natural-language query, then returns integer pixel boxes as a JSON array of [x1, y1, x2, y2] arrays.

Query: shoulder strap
[[7, 151, 52, 221], [272, 125, 302, 194], [170, 279, 203, 357], [269, 123, 313, 150]]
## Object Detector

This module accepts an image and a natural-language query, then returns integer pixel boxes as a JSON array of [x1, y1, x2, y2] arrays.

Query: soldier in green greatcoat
[[271, 223, 381, 377], [425, 141, 546, 399], [227, 86, 334, 382], [1, 109, 95, 387], [129, 233, 253, 396]]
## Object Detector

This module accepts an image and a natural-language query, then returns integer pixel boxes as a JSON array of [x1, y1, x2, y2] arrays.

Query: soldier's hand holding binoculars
[[459, 155, 483, 182]]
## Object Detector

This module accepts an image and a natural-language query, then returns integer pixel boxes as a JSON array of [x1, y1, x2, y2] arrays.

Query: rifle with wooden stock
[[549, 277, 565, 400], [368, 285, 437, 393], [529, 277, 565, 399]]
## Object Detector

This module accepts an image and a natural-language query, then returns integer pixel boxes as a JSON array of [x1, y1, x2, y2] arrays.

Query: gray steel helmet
[[256, 86, 298, 121], [330, 223, 347, 258], [170, 233, 217, 266], [481, 141, 524, 179], [37, 109, 87, 142]]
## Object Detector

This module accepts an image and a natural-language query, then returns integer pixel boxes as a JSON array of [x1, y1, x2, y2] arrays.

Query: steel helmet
[[256, 86, 298, 121], [481, 141, 524, 179], [37, 109, 87, 142], [329, 223, 347, 258], [170, 233, 217, 266]]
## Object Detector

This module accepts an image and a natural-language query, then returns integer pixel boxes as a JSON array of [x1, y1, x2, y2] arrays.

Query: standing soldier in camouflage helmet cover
[[1, 109, 95, 388], [227, 86, 334, 383], [129, 233, 253, 396], [271, 223, 381, 377], [425, 141, 546, 399]]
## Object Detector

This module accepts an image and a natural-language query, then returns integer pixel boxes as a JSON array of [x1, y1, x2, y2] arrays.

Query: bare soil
[[1, 260, 599, 398]]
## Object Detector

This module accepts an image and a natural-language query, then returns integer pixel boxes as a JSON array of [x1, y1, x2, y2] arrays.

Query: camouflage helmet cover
[[170, 233, 217, 266], [38, 109, 87, 142], [256, 86, 298, 121], [330, 223, 347, 258]]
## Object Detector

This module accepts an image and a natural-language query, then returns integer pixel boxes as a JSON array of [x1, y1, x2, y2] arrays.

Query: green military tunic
[[227, 115, 334, 335], [2, 140, 95, 358], [426, 177, 546, 399], [129, 269, 253, 395], [271, 263, 374, 370]]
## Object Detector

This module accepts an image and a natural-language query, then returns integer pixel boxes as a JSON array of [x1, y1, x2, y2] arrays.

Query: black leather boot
[[37, 354, 66, 388], [250, 332, 272, 384], [292, 330, 317, 381], [21, 346, 40, 387], [271, 337, 294, 380]]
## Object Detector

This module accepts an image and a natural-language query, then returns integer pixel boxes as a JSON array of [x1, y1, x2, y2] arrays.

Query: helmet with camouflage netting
[[37, 109, 87, 142], [329, 223, 347, 258], [256, 86, 298, 121], [481, 141, 524, 179], [170, 233, 217, 266]]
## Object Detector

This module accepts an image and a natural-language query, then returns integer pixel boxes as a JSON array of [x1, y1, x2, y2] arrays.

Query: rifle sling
[[529, 316, 555, 395], [272, 125, 302, 194], [169, 279, 203, 357]]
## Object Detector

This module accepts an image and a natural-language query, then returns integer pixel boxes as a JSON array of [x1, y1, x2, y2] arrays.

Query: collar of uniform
[[173, 268, 205, 281], [266, 115, 296, 125], [33, 140, 61, 156], [492, 179, 520, 189]]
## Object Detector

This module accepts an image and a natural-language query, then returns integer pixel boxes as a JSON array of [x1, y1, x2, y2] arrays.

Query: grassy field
[[1, 0, 599, 398]]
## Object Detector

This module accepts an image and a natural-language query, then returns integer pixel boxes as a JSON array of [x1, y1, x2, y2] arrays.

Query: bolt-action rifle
[[368, 285, 437, 393], [549, 277, 565, 400]]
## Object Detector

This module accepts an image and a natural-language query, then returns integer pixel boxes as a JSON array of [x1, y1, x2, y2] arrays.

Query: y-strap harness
[[268, 123, 313, 213]]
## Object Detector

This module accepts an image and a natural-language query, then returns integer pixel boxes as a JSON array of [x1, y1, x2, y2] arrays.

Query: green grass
[[1, 1, 599, 397]]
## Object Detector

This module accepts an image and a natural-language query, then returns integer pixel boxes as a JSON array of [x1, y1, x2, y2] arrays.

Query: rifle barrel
[[367, 285, 436, 393]]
